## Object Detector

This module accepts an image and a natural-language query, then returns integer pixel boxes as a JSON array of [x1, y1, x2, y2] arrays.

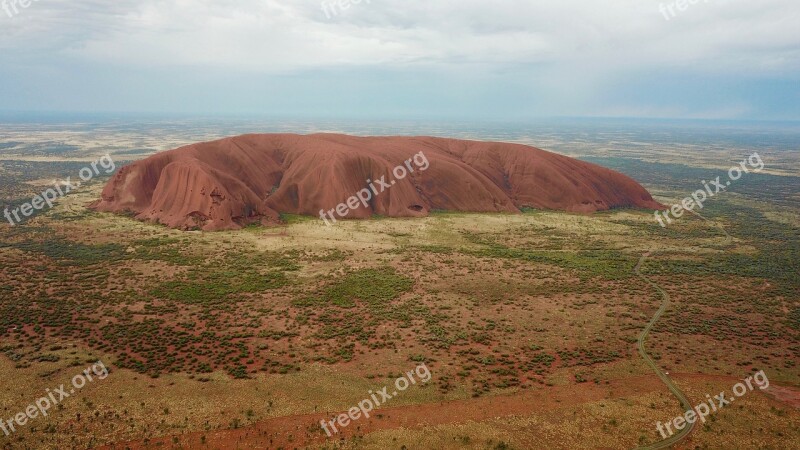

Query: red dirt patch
[[765, 385, 800, 409], [101, 374, 674, 449]]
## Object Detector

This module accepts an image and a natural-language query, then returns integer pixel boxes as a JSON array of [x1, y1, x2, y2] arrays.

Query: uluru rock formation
[[91, 133, 662, 231]]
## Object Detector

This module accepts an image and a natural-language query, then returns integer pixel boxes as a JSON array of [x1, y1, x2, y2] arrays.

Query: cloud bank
[[1, 0, 798, 119]]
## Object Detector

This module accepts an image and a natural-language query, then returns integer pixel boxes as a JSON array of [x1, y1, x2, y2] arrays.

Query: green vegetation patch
[[644, 201, 800, 297], [295, 267, 414, 309], [7, 239, 127, 266], [151, 270, 287, 306], [147, 248, 298, 306], [789, 308, 800, 330], [461, 232, 634, 280], [130, 237, 205, 265]]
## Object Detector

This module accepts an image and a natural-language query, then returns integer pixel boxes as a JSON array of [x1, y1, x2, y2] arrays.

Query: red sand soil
[[100, 374, 797, 450], [92, 134, 663, 231], [101, 374, 664, 450], [765, 385, 800, 408]]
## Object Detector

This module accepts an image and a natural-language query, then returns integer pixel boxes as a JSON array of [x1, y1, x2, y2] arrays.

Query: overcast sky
[[0, 0, 798, 120]]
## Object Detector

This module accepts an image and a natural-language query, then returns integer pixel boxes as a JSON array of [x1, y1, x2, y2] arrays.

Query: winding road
[[632, 211, 733, 449], [631, 251, 697, 449]]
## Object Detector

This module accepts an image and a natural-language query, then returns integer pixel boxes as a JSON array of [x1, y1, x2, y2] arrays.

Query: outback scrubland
[[0, 144, 798, 449]]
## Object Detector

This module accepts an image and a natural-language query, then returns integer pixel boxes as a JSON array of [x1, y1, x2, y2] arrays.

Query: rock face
[[91, 133, 662, 231]]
